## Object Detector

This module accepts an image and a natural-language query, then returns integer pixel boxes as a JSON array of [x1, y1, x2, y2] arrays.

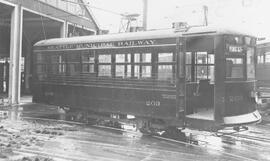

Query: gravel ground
[[0, 118, 78, 161]]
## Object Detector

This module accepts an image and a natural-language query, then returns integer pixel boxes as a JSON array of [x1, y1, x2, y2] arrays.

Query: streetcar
[[32, 25, 261, 133], [256, 41, 270, 104]]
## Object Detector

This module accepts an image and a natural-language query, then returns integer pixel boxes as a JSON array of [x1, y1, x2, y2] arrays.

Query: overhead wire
[[60, 0, 125, 17], [34, 0, 128, 36], [37, 0, 47, 40]]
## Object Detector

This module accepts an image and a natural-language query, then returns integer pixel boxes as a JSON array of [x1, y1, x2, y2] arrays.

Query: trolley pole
[[203, 5, 208, 26], [143, 0, 148, 30]]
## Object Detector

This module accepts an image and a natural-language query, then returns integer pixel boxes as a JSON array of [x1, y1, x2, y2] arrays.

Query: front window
[[225, 35, 256, 80], [226, 58, 244, 78]]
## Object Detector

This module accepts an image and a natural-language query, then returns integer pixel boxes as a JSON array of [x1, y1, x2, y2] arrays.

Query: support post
[[9, 4, 23, 105], [24, 44, 31, 94], [60, 20, 68, 38]]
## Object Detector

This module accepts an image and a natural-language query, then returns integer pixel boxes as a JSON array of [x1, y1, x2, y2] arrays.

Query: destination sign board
[[226, 44, 243, 53]]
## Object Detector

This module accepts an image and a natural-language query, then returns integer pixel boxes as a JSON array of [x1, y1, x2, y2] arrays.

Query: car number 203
[[146, 100, 161, 107]]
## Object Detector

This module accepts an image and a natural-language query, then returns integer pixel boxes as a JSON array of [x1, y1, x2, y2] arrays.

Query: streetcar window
[[98, 65, 111, 77], [244, 36, 256, 46], [208, 54, 215, 64], [186, 66, 192, 81], [190, 52, 215, 82], [134, 53, 152, 63], [82, 51, 95, 63], [226, 58, 243, 78], [244, 37, 251, 45], [134, 65, 140, 78], [257, 55, 264, 64], [225, 35, 243, 45], [98, 54, 111, 63], [68, 64, 80, 75], [98, 53, 112, 77], [247, 48, 255, 79], [36, 53, 46, 63], [36, 65, 46, 74], [157, 52, 174, 81], [185, 52, 192, 82], [142, 53, 151, 62], [158, 53, 173, 62], [186, 52, 192, 64], [208, 66, 215, 82], [142, 66, 152, 78], [82, 64, 94, 73], [133, 52, 152, 79], [82, 50, 95, 73], [195, 65, 214, 82], [196, 66, 207, 80], [265, 52, 270, 63], [50, 54, 65, 74], [196, 52, 207, 64], [51, 54, 61, 63], [67, 52, 80, 62], [116, 65, 125, 77], [127, 65, 131, 77], [35, 52, 47, 76], [127, 54, 131, 63], [115, 53, 132, 78], [115, 54, 125, 63], [134, 53, 140, 63], [158, 65, 173, 81], [67, 52, 80, 75]]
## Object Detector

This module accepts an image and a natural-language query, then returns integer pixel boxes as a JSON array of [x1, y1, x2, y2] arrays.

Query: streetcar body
[[32, 25, 261, 131], [256, 42, 270, 104]]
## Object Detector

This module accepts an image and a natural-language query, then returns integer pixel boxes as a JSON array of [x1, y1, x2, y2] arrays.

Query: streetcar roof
[[34, 25, 255, 47]]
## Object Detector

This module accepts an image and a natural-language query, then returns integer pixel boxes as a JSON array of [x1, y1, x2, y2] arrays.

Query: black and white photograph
[[0, 0, 269, 160]]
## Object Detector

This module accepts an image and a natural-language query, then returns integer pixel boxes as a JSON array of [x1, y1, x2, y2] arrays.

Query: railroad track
[[22, 116, 260, 161], [226, 132, 270, 144]]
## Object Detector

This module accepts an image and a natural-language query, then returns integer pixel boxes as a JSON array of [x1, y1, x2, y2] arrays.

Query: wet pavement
[[0, 96, 269, 160]]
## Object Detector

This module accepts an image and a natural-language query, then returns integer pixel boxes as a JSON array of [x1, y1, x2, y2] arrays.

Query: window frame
[[157, 52, 176, 82], [185, 51, 215, 83], [81, 50, 96, 74], [133, 52, 152, 79], [115, 53, 132, 78], [225, 56, 245, 80], [97, 52, 112, 77]]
